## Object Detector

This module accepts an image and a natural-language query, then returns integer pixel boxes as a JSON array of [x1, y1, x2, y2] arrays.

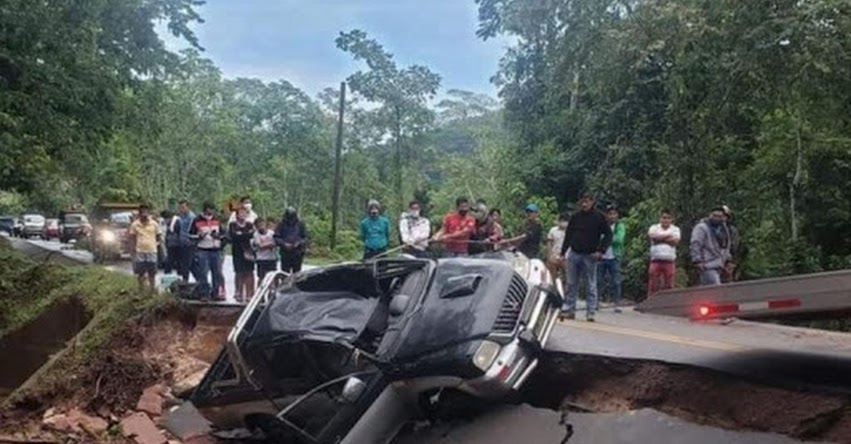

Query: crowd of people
[[126, 193, 740, 312]]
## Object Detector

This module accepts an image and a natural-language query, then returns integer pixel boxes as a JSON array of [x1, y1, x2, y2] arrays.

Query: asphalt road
[[550, 307, 851, 394]]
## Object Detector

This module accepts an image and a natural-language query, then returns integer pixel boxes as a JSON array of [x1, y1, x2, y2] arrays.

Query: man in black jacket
[[560, 193, 613, 322], [275, 207, 308, 274]]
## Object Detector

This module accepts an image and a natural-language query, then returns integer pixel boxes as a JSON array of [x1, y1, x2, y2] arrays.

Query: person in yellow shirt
[[129, 204, 161, 288]]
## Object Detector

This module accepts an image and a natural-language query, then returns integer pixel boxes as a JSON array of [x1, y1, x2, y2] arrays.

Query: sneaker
[[586, 314, 595, 322], [559, 312, 576, 321]]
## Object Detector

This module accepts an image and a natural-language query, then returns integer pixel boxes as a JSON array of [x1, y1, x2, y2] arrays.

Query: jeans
[[597, 258, 622, 305], [280, 251, 304, 274], [700, 268, 722, 286], [443, 251, 468, 258], [195, 249, 223, 298], [363, 247, 387, 260], [648, 260, 676, 295], [176, 246, 193, 281], [564, 251, 599, 315]]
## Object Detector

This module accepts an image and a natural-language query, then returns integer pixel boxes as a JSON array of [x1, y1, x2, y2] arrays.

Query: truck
[[190, 252, 563, 443]]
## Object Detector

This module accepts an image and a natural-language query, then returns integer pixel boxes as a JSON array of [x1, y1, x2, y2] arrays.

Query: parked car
[[42, 218, 61, 240], [0, 216, 15, 236], [21, 214, 46, 238], [191, 252, 562, 443], [59, 211, 91, 244], [90, 204, 138, 262]]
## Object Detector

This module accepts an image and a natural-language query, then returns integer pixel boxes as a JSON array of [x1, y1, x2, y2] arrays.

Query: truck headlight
[[99, 230, 117, 243], [472, 340, 501, 371]]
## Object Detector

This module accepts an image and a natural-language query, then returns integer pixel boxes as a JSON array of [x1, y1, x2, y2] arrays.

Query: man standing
[[399, 200, 431, 258], [648, 209, 681, 295], [433, 197, 477, 258], [163, 209, 182, 275], [690, 207, 731, 286], [360, 200, 391, 260], [560, 193, 612, 322], [189, 202, 225, 300], [499, 204, 544, 259], [598, 206, 626, 312], [468, 200, 489, 255], [129, 204, 160, 289], [546, 213, 570, 280], [275, 207, 308, 273], [176, 200, 196, 281]]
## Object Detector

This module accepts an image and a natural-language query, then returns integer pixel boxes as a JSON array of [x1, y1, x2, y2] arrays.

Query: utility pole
[[330, 82, 346, 250]]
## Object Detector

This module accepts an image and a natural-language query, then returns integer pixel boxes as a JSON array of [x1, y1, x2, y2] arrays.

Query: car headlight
[[99, 230, 117, 243], [472, 340, 501, 371]]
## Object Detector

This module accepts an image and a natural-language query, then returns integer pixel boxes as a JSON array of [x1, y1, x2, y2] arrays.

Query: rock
[[43, 413, 81, 433], [161, 401, 212, 441], [172, 368, 207, 395], [120, 412, 167, 444], [66, 407, 108, 436], [42, 407, 56, 420], [137, 385, 166, 417]]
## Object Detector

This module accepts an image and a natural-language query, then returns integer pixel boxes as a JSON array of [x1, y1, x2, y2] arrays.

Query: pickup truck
[[191, 252, 563, 443]]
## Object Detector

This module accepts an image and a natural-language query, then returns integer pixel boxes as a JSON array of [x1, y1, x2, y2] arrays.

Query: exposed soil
[[0, 304, 239, 442], [523, 352, 851, 443]]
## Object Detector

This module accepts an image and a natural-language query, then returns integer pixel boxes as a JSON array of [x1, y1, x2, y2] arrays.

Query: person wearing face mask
[[546, 213, 571, 280], [690, 206, 732, 286], [399, 200, 431, 258], [189, 202, 225, 300], [361, 199, 391, 260], [275, 207, 308, 274], [433, 197, 477, 258], [228, 196, 258, 226], [252, 218, 278, 281]]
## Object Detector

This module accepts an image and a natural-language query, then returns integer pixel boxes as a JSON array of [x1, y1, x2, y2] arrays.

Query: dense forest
[[2, 0, 851, 296]]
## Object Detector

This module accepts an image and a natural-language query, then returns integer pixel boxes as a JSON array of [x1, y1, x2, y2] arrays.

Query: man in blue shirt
[[360, 199, 390, 260]]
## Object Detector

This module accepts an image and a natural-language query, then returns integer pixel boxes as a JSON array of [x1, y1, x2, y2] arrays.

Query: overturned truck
[[191, 252, 563, 443]]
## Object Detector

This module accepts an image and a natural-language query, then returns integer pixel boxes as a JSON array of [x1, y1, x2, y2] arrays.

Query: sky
[[162, 0, 511, 99]]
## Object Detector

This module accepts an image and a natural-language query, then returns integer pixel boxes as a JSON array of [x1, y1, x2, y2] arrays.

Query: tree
[[336, 30, 441, 213]]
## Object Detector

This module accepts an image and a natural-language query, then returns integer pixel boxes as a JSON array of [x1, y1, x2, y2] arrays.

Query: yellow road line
[[557, 320, 748, 353]]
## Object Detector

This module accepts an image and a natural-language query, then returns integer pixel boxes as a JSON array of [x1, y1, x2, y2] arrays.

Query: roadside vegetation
[[2, 1, 851, 297], [0, 238, 170, 408]]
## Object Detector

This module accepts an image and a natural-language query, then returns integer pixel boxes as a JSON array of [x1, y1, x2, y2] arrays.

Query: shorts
[[134, 252, 158, 275]]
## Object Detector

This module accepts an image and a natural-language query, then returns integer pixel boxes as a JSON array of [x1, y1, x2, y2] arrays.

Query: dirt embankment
[[524, 353, 851, 443], [0, 305, 238, 443]]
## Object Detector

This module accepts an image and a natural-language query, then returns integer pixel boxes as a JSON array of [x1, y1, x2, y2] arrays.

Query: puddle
[[0, 299, 91, 400]]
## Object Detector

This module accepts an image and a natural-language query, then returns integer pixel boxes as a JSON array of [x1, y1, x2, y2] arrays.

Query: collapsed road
[[4, 236, 851, 443]]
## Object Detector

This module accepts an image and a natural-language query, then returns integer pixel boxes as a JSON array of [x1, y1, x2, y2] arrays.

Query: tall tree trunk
[[790, 124, 803, 243], [394, 106, 403, 212]]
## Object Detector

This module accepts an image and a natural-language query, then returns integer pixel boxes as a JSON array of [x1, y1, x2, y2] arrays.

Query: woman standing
[[229, 207, 256, 302], [484, 208, 505, 248]]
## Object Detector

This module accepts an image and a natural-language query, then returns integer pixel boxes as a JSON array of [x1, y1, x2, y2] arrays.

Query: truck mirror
[[342, 376, 366, 403]]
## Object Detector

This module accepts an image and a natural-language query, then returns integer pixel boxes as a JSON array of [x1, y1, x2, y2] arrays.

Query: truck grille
[[492, 275, 528, 333]]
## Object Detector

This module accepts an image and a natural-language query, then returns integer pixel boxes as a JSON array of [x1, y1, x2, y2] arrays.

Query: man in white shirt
[[546, 213, 570, 280], [399, 200, 431, 258], [647, 209, 681, 296]]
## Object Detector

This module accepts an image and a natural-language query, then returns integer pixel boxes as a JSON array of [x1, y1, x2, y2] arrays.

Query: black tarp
[[250, 290, 379, 344]]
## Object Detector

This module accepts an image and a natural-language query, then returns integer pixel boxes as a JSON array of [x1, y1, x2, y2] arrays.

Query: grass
[[0, 238, 172, 409]]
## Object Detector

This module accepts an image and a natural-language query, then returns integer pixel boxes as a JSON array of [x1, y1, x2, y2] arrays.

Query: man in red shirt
[[434, 197, 477, 257]]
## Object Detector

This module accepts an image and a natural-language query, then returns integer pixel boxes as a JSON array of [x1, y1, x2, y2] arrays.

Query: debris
[[136, 384, 167, 417], [161, 402, 211, 441], [42, 413, 80, 433], [120, 412, 167, 444], [66, 407, 108, 436]]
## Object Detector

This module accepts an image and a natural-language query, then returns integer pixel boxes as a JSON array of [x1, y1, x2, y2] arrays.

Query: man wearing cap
[[560, 193, 613, 322], [690, 206, 732, 286], [361, 199, 391, 260], [499, 203, 544, 259]]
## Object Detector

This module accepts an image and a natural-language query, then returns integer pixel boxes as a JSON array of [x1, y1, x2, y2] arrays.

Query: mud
[[0, 304, 239, 438], [522, 352, 851, 443]]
